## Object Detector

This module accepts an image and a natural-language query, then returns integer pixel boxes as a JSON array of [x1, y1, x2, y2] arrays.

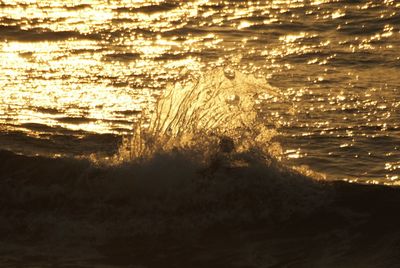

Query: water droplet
[[223, 67, 235, 80]]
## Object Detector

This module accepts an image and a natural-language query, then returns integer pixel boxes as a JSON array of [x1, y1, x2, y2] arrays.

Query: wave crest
[[116, 68, 281, 163]]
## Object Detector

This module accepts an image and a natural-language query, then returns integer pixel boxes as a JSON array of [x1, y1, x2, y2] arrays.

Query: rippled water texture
[[0, 0, 399, 183]]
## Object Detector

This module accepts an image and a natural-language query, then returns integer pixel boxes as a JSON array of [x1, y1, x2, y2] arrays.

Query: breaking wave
[[3, 69, 400, 267], [0, 69, 331, 241], [117, 68, 282, 161]]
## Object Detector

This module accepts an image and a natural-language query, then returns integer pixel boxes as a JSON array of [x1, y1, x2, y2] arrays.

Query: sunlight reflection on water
[[0, 0, 399, 184]]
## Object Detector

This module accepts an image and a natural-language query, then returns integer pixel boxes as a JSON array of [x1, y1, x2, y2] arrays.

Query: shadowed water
[[0, 0, 399, 183]]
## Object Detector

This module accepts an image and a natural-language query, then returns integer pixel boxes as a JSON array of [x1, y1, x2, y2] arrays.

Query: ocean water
[[0, 0, 399, 184], [1, 1, 400, 267]]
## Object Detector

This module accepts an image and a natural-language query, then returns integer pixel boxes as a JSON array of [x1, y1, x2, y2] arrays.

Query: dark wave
[[115, 3, 178, 14], [103, 52, 141, 62], [0, 26, 99, 42], [0, 130, 120, 158], [63, 4, 91, 11], [0, 149, 329, 230], [1, 150, 400, 267]]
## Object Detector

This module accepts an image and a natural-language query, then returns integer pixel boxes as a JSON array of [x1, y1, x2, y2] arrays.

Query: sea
[[1, 0, 399, 184], [0, 1, 400, 267]]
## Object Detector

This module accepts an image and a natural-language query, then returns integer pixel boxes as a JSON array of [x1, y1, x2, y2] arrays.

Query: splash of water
[[117, 68, 281, 162], [0, 70, 331, 242]]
